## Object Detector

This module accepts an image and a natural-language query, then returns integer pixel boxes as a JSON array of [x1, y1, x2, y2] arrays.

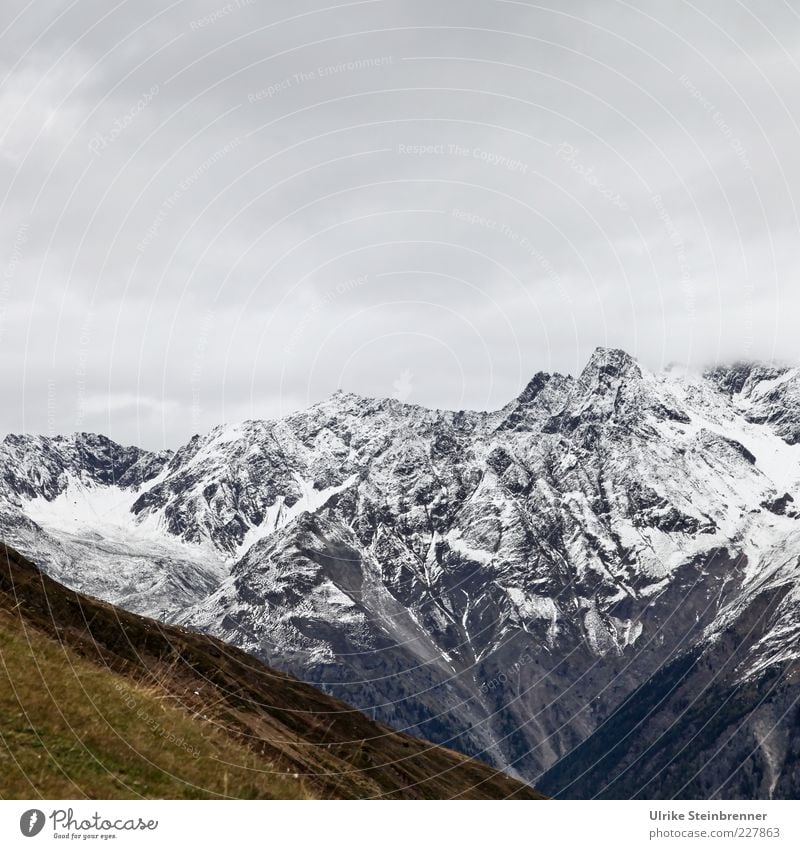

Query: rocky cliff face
[[3, 347, 800, 795]]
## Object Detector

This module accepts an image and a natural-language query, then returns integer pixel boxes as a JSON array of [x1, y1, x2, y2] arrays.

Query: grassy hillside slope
[[0, 543, 543, 800]]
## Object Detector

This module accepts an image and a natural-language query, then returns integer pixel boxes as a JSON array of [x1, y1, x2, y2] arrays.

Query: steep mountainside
[[539, 561, 800, 799], [0, 543, 541, 799], [2, 347, 800, 796]]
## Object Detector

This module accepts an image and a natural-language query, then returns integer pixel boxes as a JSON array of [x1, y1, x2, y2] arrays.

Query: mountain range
[[2, 347, 800, 798]]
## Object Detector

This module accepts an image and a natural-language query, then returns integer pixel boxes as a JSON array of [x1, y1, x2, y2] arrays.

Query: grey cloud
[[1, 0, 799, 447]]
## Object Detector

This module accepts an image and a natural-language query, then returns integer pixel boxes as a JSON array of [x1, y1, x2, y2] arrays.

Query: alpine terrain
[[2, 347, 800, 798], [0, 543, 539, 799]]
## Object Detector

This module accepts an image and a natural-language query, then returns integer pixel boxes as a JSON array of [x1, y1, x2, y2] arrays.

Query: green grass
[[0, 544, 544, 800], [0, 607, 310, 799]]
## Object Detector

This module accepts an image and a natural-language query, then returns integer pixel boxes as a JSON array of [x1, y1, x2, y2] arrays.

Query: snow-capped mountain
[[0, 434, 224, 618], [3, 347, 800, 796]]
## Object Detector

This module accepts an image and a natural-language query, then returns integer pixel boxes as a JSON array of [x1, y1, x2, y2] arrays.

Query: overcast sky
[[1, 0, 799, 449]]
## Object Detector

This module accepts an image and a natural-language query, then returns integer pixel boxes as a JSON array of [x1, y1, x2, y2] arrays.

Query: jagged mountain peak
[[701, 360, 800, 445], [573, 347, 647, 411], [493, 371, 572, 433], [0, 430, 170, 503], [537, 347, 692, 433], [517, 370, 555, 402], [3, 344, 800, 797], [312, 348, 640, 422], [3, 430, 121, 451], [704, 361, 790, 397], [580, 346, 643, 380]]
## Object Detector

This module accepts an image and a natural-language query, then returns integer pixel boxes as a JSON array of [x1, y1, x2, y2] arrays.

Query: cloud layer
[[2, 0, 799, 448]]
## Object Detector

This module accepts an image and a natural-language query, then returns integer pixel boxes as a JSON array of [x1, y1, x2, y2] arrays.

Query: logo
[[391, 369, 414, 402], [19, 810, 45, 837]]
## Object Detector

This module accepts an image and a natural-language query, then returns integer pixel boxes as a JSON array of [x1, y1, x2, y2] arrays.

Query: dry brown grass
[[0, 544, 544, 800]]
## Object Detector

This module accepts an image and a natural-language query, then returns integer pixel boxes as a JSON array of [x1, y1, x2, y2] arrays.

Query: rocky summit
[[3, 347, 800, 797]]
